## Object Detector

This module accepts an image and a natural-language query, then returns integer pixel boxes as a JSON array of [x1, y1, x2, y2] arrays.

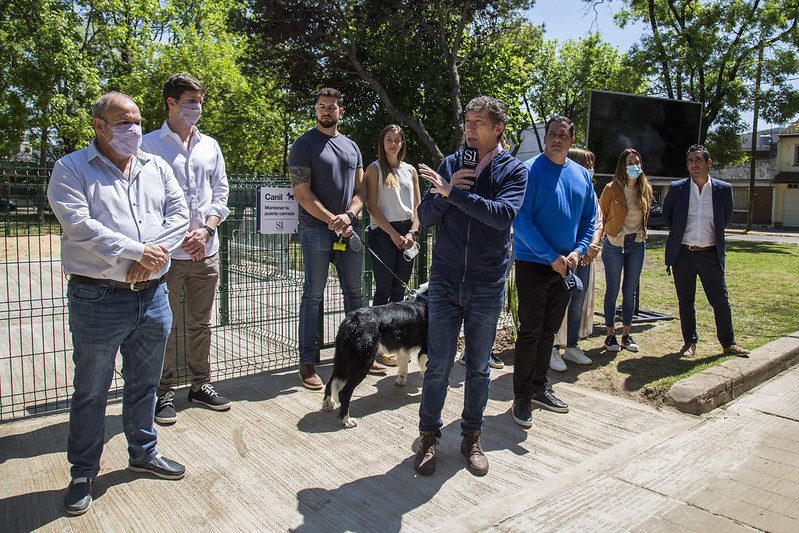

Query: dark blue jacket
[[418, 149, 527, 283], [663, 177, 734, 269]]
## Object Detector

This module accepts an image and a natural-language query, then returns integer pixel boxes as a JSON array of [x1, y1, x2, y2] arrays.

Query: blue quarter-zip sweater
[[512, 154, 596, 265], [418, 149, 527, 284]]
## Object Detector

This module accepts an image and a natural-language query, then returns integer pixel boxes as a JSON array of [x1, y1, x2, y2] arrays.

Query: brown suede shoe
[[680, 343, 696, 357], [460, 431, 489, 476], [723, 344, 750, 357], [414, 431, 438, 476], [299, 364, 323, 390]]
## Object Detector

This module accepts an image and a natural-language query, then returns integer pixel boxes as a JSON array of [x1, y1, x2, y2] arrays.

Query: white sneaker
[[550, 348, 567, 372], [562, 346, 592, 365]]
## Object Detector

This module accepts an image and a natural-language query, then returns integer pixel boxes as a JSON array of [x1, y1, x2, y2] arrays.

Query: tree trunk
[[747, 45, 764, 232]]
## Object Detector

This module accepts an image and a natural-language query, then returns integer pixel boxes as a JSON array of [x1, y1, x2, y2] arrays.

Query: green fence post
[[219, 220, 230, 326]]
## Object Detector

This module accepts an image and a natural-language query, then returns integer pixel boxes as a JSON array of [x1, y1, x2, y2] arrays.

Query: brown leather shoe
[[723, 344, 750, 357], [460, 431, 489, 476], [680, 343, 696, 357], [299, 364, 323, 390], [414, 431, 438, 476]]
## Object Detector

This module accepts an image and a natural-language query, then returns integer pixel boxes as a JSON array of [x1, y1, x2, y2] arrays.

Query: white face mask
[[101, 121, 142, 156], [177, 102, 202, 127], [589, 168, 595, 178]]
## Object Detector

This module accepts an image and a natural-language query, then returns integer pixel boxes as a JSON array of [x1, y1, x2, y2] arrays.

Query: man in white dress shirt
[[142, 73, 232, 424], [47, 92, 190, 515], [662, 144, 750, 358]]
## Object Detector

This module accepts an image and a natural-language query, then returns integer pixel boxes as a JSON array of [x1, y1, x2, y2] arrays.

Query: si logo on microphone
[[462, 147, 479, 170]]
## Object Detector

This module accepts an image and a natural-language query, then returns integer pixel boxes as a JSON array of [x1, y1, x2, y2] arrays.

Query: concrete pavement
[[1, 335, 798, 531], [454, 356, 799, 533]]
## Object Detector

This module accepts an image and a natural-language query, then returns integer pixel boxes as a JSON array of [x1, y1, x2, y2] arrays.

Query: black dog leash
[[351, 228, 427, 297]]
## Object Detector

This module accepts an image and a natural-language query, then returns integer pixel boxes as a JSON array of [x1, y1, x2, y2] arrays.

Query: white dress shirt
[[141, 122, 230, 260], [682, 177, 716, 247], [47, 140, 189, 281]]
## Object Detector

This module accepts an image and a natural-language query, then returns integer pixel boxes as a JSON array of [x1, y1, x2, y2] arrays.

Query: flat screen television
[[586, 90, 703, 179]]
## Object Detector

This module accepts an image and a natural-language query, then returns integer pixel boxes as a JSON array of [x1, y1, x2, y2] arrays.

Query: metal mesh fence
[[0, 164, 514, 421]]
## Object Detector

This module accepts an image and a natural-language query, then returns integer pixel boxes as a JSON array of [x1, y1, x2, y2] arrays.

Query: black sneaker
[[63, 477, 93, 515], [489, 353, 505, 369], [531, 387, 569, 413], [604, 335, 621, 352], [128, 453, 186, 479], [621, 335, 639, 352], [512, 399, 533, 428], [187, 383, 232, 411], [155, 391, 177, 425]]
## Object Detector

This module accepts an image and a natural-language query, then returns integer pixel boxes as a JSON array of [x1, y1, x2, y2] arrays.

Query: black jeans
[[513, 259, 570, 400], [367, 220, 414, 305], [671, 246, 736, 347]]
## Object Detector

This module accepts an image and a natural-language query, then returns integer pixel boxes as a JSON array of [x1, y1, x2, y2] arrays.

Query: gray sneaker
[[188, 383, 232, 411], [155, 391, 177, 425]]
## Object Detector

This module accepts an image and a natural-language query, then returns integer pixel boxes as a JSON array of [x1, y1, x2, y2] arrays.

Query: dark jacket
[[418, 149, 527, 284], [663, 177, 734, 269]]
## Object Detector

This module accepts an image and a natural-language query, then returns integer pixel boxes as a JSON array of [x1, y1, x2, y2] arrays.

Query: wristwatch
[[203, 224, 216, 237], [410, 228, 419, 236], [346, 211, 356, 222]]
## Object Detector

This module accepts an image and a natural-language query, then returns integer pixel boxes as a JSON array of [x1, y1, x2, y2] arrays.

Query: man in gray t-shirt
[[288, 87, 373, 389]]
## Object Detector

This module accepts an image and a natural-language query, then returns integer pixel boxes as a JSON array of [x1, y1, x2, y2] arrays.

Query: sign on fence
[[256, 187, 298, 234]]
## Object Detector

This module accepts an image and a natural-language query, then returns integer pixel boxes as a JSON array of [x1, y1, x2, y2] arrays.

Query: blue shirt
[[288, 128, 363, 229], [47, 140, 189, 281], [512, 154, 596, 265], [142, 121, 230, 260]]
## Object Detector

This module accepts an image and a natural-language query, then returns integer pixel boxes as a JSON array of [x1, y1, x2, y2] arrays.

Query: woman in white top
[[551, 148, 604, 372], [366, 125, 421, 307]]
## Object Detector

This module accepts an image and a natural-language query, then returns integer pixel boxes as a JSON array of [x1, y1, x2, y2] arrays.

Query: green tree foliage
[[596, 0, 799, 165], [241, 0, 535, 166], [0, 0, 293, 172], [509, 31, 646, 152]]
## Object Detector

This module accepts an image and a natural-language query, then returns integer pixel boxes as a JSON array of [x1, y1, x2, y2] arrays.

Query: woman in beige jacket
[[598, 148, 653, 353]]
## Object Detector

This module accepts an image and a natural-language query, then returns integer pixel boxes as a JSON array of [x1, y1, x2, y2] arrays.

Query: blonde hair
[[612, 148, 653, 214], [568, 147, 595, 170], [377, 124, 406, 189]]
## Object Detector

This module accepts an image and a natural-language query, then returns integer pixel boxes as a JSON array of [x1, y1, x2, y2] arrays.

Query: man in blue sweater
[[511, 116, 596, 428], [413, 96, 527, 477]]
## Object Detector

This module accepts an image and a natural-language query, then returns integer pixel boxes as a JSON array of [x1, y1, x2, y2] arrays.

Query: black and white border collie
[[322, 283, 429, 428]]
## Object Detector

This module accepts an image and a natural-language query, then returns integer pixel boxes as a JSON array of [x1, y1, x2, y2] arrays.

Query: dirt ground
[[0, 234, 61, 261], [489, 322, 672, 409]]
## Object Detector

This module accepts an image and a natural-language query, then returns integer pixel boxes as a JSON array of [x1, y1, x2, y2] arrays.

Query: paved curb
[[664, 331, 799, 415]]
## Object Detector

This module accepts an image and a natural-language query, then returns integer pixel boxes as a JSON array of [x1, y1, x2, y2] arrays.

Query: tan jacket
[[599, 181, 649, 239]]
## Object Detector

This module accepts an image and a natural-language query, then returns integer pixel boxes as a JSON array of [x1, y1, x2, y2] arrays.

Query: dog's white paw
[[321, 398, 335, 411], [395, 375, 407, 386], [342, 416, 358, 428]]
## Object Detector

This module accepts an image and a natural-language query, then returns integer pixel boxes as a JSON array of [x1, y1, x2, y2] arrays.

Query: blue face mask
[[626, 165, 643, 179]]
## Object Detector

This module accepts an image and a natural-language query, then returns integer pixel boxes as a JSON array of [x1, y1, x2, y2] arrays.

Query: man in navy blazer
[[662, 144, 749, 358]]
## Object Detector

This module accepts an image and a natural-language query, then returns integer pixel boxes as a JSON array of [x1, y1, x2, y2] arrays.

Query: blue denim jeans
[[418, 276, 505, 436], [367, 220, 414, 305], [566, 262, 591, 347], [67, 281, 172, 479], [602, 235, 646, 328], [298, 226, 364, 364]]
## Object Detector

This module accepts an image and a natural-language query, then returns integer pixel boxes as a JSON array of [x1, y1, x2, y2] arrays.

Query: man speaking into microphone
[[412, 96, 527, 478]]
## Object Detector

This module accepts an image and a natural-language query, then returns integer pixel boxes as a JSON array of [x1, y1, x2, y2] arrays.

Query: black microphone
[[462, 147, 479, 170], [462, 147, 479, 191]]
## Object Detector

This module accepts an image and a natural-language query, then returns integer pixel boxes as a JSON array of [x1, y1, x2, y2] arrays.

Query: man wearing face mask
[[47, 92, 189, 515], [141, 73, 232, 424]]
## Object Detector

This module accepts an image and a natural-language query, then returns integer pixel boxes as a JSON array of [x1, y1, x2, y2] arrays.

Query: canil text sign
[[256, 187, 298, 234]]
